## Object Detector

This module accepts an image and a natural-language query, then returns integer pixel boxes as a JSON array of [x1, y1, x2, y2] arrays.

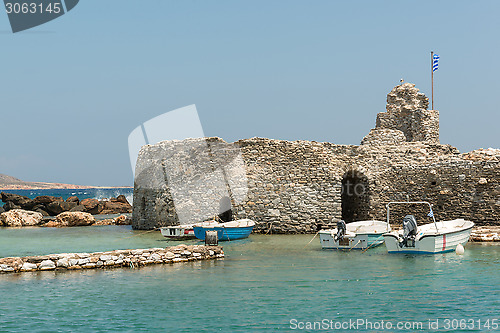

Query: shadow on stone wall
[[341, 170, 370, 223]]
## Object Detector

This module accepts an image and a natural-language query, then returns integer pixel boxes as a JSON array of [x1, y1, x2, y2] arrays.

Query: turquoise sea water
[[0, 227, 499, 332]]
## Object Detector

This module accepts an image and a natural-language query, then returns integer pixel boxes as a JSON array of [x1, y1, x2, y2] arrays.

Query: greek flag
[[433, 54, 439, 72], [428, 208, 434, 217]]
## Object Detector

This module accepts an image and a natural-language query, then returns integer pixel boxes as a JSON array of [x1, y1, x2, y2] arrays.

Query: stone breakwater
[[0, 244, 224, 273]]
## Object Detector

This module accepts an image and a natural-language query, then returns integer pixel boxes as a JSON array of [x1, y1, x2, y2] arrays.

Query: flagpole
[[431, 51, 434, 110]]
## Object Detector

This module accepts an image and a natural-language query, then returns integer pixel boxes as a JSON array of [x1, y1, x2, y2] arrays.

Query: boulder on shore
[[43, 221, 60, 228], [32, 205, 50, 216], [69, 204, 86, 212], [34, 209, 50, 217], [0, 209, 43, 227], [1, 192, 33, 207], [46, 201, 77, 215], [80, 199, 104, 215], [55, 212, 96, 227], [114, 195, 130, 205], [3, 201, 20, 211], [1, 192, 131, 216], [33, 196, 63, 205], [100, 201, 132, 214], [93, 214, 131, 226], [66, 196, 80, 204], [114, 214, 130, 225]]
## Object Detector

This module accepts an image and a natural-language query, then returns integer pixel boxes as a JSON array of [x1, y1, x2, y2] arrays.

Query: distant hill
[[0, 174, 25, 185], [0, 173, 94, 190]]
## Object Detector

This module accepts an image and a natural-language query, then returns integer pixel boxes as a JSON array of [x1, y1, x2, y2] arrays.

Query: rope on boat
[[361, 234, 385, 253], [348, 240, 361, 252], [303, 231, 320, 249], [223, 227, 231, 242], [265, 220, 274, 235]]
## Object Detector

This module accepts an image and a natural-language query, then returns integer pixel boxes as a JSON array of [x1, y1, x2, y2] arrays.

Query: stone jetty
[[0, 244, 224, 273]]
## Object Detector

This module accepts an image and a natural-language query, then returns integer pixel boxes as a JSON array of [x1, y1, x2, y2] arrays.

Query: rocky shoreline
[[0, 244, 224, 273], [0, 192, 132, 217], [1, 209, 131, 227]]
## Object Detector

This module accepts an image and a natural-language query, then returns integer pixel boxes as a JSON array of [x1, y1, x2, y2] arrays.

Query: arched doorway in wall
[[341, 170, 371, 223]]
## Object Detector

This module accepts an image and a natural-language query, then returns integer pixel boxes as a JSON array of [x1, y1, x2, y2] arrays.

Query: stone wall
[[132, 138, 248, 230], [132, 83, 499, 231], [0, 245, 224, 273], [232, 139, 352, 233], [368, 149, 500, 225]]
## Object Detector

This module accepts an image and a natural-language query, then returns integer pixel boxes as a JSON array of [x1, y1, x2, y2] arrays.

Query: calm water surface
[[0, 227, 499, 332]]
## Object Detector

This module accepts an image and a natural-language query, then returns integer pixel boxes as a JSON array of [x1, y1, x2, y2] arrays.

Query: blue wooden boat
[[193, 219, 255, 241]]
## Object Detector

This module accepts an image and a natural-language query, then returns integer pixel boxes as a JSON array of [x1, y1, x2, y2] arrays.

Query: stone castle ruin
[[132, 83, 499, 231]]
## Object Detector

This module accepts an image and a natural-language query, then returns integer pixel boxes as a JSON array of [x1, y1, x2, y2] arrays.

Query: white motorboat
[[383, 201, 474, 254], [160, 224, 197, 240], [319, 220, 390, 250]]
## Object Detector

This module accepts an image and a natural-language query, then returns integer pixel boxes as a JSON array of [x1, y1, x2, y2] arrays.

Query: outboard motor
[[399, 215, 417, 247], [334, 220, 347, 241]]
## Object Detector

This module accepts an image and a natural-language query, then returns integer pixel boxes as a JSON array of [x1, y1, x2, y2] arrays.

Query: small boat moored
[[193, 219, 255, 241], [160, 224, 196, 240], [383, 201, 474, 254], [319, 220, 390, 250]]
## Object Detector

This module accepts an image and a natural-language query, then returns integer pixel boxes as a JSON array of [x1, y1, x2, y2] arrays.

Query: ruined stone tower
[[132, 83, 499, 231], [362, 83, 439, 145]]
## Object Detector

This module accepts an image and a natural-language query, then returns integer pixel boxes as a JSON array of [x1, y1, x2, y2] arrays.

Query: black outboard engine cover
[[400, 215, 417, 247], [335, 220, 346, 241]]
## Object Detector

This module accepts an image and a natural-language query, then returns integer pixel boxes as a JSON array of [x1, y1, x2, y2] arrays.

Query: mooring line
[[348, 239, 361, 252], [265, 221, 274, 235], [361, 234, 385, 253], [303, 231, 320, 249]]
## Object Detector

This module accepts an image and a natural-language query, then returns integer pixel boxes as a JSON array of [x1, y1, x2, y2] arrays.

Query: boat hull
[[160, 226, 196, 240], [193, 219, 255, 241], [320, 232, 385, 250], [384, 220, 474, 254], [319, 220, 390, 250], [194, 225, 253, 241]]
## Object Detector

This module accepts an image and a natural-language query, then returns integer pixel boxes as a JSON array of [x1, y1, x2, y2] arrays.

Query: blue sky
[[1, 0, 499, 186]]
